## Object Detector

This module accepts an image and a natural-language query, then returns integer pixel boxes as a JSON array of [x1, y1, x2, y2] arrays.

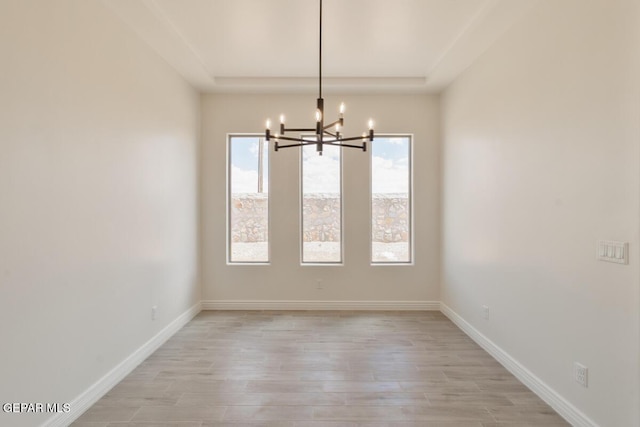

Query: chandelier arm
[[322, 119, 342, 129], [333, 135, 373, 143], [273, 141, 317, 149], [284, 127, 316, 132], [272, 134, 371, 144], [274, 135, 315, 143], [324, 141, 367, 149]]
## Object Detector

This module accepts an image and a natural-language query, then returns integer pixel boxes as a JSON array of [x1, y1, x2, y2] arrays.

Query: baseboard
[[201, 300, 440, 311], [42, 302, 202, 427], [440, 303, 598, 427]]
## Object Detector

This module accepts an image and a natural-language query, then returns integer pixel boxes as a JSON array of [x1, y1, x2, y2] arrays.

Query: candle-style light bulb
[[280, 114, 285, 124], [339, 102, 345, 114], [265, 119, 272, 141], [367, 119, 375, 142], [336, 123, 341, 133]]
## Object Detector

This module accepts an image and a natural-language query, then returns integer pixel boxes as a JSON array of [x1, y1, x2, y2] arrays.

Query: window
[[371, 135, 412, 263], [301, 143, 342, 264], [228, 135, 269, 263]]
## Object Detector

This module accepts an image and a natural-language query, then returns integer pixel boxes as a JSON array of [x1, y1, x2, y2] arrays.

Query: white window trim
[[370, 133, 414, 266], [226, 133, 271, 265]]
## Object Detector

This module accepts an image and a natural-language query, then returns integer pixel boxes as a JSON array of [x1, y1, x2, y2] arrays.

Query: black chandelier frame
[[265, 0, 374, 155]]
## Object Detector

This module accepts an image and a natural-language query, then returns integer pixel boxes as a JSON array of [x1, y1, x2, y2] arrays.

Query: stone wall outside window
[[230, 193, 409, 243]]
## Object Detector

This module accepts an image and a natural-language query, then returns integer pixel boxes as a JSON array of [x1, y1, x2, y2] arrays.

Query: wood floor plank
[[106, 422, 202, 427], [312, 405, 412, 421], [73, 406, 139, 423], [131, 405, 226, 422], [222, 405, 314, 421], [72, 311, 568, 426]]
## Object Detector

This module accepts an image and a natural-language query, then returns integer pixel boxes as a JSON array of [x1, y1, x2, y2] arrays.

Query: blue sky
[[230, 136, 269, 193], [372, 137, 409, 163], [371, 136, 410, 194]]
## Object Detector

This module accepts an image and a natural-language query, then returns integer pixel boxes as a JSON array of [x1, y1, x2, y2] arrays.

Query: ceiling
[[104, 0, 538, 93]]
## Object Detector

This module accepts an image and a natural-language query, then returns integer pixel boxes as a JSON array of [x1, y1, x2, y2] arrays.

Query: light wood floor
[[73, 311, 568, 426]]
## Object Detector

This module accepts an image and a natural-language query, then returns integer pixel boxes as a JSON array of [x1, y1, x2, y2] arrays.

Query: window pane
[[302, 144, 342, 263], [371, 136, 411, 263], [229, 136, 269, 263]]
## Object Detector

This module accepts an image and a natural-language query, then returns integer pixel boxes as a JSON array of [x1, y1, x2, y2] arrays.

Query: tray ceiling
[[104, 0, 538, 93]]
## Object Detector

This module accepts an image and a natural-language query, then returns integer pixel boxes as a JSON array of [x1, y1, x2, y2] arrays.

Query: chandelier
[[264, 0, 374, 155]]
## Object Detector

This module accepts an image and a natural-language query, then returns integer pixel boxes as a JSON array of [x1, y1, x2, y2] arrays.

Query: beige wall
[[0, 1, 200, 426], [441, 0, 640, 425], [202, 94, 440, 304]]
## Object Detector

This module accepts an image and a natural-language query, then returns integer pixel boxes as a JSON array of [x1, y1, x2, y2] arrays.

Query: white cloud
[[387, 137, 406, 145], [372, 155, 409, 194], [303, 148, 340, 194], [231, 165, 268, 193]]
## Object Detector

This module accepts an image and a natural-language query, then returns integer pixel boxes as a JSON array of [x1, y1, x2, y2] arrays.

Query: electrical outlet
[[482, 305, 489, 320], [316, 279, 323, 290], [151, 305, 157, 321], [574, 362, 588, 387], [597, 240, 628, 264]]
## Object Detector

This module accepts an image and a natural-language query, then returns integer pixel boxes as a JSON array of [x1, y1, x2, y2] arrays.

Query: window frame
[[226, 133, 271, 265], [370, 134, 414, 266], [299, 138, 344, 266]]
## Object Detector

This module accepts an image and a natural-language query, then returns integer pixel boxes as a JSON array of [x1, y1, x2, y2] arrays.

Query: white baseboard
[[42, 302, 202, 427], [201, 300, 439, 311], [440, 303, 598, 427]]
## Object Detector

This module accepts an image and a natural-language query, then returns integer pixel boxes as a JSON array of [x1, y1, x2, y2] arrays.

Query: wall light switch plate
[[597, 240, 628, 264]]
